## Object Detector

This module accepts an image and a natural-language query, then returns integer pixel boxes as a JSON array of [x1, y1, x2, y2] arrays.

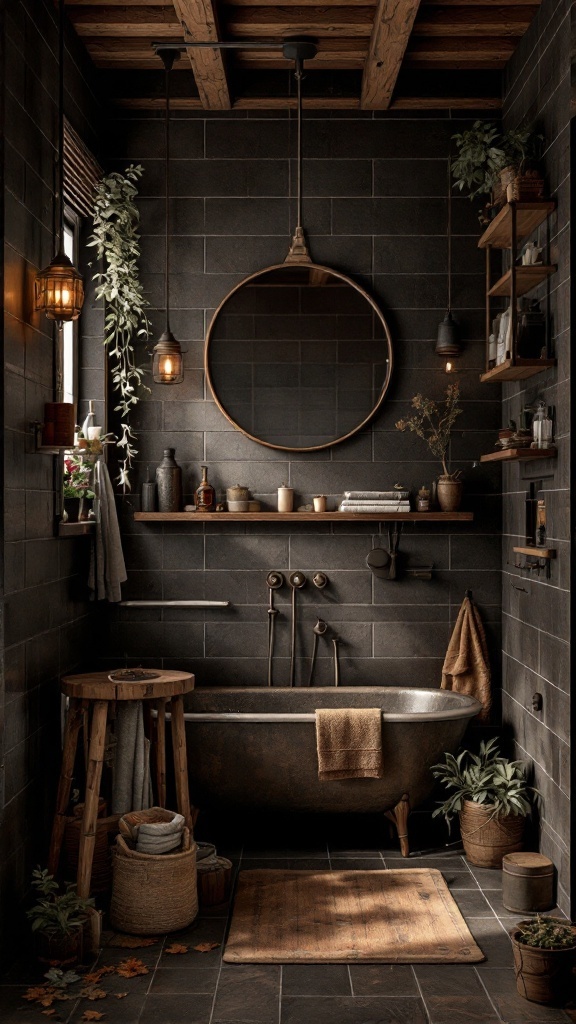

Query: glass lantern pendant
[[153, 329, 183, 384], [34, 250, 84, 321]]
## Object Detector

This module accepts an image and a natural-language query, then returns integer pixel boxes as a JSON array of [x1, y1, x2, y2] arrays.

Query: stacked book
[[338, 490, 411, 513]]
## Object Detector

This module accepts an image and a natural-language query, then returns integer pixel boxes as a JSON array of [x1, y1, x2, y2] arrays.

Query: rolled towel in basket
[[119, 808, 185, 854]]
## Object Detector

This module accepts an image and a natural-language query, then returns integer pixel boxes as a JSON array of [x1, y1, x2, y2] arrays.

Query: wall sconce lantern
[[152, 48, 184, 385], [34, 0, 84, 323], [436, 157, 462, 373]]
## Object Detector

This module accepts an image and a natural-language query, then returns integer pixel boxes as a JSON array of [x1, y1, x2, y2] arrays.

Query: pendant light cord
[[164, 59, 171, 334], [447, 155, 452, 312], [57, 0, 65, 254], [296, 59, 303, 229]]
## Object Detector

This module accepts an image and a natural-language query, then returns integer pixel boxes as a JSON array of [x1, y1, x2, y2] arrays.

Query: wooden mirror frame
[[204, 261, 394, 453]]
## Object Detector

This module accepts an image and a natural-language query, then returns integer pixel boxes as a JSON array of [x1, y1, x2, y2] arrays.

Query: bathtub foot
[[385, 793, 410, 857]]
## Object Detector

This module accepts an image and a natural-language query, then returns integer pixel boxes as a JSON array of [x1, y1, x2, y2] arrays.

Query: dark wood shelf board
[[133, 511, 474, 523], [513, 545, 556, 559], [487, 265, 556, 297], [58, 521, 96, 536], [480, 447, 557, 463], [478, 201, 556, 250], [480, 358, 556, 383]]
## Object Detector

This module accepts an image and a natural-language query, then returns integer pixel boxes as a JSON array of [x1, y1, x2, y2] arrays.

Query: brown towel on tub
[[441, 595, 491, 722], [315, 708, 383, 780]]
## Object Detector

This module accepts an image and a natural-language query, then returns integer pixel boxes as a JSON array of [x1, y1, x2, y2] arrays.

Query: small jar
[[417, 488, 430, 512], [502, 852, 554, 914], [313, 495, 327, 512], [227, 484, 250, 503], [277, 484, 294, 512]]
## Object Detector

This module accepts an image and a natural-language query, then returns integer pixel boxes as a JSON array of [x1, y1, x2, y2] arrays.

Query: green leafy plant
[[88, 164, 151, 491], [395, 382, 463, 480], [516, 916, 575, 950], [27, 868, 95, 938], [451, 120, 543, 200], [63, 450, 96, 499], [431, 738, 536, 827]]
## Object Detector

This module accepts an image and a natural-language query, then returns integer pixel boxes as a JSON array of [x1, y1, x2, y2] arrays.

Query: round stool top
[[61, 669, 194, 701]]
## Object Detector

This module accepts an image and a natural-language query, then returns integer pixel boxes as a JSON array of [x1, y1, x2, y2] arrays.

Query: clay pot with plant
[[432, 738, 538, 869], [451, 120, 544, 219], [395, 383, 464, 511], [27, 868, 95, 962], [511, 916, 576, 1005]]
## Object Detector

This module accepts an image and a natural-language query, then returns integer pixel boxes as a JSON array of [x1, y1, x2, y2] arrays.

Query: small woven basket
[[110, 828, 198, 934]]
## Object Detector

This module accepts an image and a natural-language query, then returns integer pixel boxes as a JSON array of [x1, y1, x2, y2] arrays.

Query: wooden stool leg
[[156, 699, 167, 807], [47, 698, 84, 876], [170, 695, 193, 830], [77, 700, 108, 899]]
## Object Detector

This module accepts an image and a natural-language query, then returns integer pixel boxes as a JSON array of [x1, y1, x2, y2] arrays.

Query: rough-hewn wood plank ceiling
[[64, 0, 542, 109]]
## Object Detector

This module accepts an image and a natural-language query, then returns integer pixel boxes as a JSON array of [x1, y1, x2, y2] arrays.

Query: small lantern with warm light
[[153, 329, 184, 384], [34, 251, 84, 322]]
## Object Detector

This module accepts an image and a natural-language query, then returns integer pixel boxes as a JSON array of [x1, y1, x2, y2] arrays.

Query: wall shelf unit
[[479, 200, 556, 383], [134, 511, 474, 524], [480, 447, 556, 464], [513, 545, 555, 559]]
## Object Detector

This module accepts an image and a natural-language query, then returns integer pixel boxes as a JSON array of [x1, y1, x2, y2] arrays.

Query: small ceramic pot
[[228, 500, 249, 512], [436, 477, 463, 513], [313, 495, 327, 512], [227, 485, 250, 502]]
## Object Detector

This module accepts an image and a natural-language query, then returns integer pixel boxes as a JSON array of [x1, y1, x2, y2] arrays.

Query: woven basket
[[110, 828, 198, 934], [64, 814, 120, 895], [500, 166, 544, 203], [460, 800, 524, 869]]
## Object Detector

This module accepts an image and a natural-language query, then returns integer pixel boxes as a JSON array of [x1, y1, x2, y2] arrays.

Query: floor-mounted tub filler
[[183, 687, 481, 856]]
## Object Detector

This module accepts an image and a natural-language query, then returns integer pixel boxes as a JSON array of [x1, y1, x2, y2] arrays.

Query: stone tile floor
[[1, 816, 573, 1024]]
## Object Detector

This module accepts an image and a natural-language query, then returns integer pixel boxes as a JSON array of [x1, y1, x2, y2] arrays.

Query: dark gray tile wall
[[1, 0, 101, 952], [501, 0, 571, 914], [102, 110, 502, 694]]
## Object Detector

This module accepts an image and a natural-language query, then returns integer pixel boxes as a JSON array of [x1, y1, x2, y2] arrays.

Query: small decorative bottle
[[195, 465, 215, 512], [156, 449, 182, 512], [141, 466, 158, 512], [82, 400, 95, 439], [417, 486, 431, 512], [531, 401, 554, 449]]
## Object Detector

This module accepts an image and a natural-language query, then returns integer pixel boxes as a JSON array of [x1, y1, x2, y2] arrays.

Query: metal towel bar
[[119, 600, 229, 607]]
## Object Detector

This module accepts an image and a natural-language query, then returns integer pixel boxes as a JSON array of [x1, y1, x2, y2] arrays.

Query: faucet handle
[[289, 571, 307, 588], [312, 572, 328, 589], [266, 571, 284, 589]]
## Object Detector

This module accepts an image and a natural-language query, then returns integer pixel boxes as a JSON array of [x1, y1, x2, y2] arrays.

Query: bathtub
[[184, 687, 480, 855]]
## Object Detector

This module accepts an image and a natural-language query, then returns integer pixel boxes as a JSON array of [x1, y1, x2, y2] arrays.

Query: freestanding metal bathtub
[[183, 687, 481, 856]]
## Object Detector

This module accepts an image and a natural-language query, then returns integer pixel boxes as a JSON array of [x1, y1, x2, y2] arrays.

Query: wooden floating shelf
[[487, 265, 556, 298], [134, 511, 474, 523], [480, 358, 556, 383], [513, 546, 556, 559], [480, 447, 557, 464], [58, 521, 95, 537], [478, 202, 556, 250]]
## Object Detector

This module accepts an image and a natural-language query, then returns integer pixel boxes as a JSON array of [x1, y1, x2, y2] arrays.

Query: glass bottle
[[531, 401, 554, 450], [195, 465, 215, 512], [156, 448, 182, 512]]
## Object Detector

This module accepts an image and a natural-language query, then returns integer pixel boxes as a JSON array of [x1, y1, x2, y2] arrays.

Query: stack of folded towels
[[338, 489, 411, 513]]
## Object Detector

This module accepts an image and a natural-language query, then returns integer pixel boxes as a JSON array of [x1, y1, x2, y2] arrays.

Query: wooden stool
[[47, 669, 195, 900]]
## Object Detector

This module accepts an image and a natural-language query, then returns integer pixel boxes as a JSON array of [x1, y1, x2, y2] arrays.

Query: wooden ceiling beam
[[223, 5, 377, 36], [405, 36, 516, 65], [114, 93, 502, 109], [68, 5, 181, 34], [361, 0, 421, 110], [414, 5, 535, 35], [173, 0, 231, 109]]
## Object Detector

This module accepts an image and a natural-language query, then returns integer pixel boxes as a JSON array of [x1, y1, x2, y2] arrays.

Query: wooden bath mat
[[224, 869, 484, 964]]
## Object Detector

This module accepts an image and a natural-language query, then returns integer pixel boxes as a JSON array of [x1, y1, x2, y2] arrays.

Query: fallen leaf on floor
[[81, 1011, 105, 1021], [41, 1010, 58, 1017], [83, 966, 116, 985], [80, 987, 107, 1001], [113, 992, 128, 999], [193, 942, 220, 953], [107, 934, 158, 948], [116, 957, 149, 978], [164, 943, 189, 955], [23, 986, 57, 1006]]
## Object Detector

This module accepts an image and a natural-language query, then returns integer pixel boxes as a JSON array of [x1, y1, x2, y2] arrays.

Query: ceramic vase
[[156, 449, 182, 513], [436, 477, 463, 512]]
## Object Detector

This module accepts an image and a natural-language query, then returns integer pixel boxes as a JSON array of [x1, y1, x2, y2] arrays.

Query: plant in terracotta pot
[[27, 868, 95, 962], [432, 738, 537, 869], [511, 915, 576, 1004], [395, 383, 463, 511]]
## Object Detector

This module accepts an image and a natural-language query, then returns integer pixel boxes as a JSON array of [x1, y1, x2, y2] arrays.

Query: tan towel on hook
[[315, 708, 383, 780], [441, 595, 491, 722]]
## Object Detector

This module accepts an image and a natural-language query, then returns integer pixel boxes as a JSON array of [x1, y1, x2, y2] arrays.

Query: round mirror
[[205, 262, 393, 452]]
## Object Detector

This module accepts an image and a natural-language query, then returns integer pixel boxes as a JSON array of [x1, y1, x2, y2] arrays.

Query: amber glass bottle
[[195, 465, 215, 512]]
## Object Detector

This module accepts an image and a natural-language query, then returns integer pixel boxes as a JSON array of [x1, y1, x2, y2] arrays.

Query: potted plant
[[511, 916, 576, 1004], [432, 739, 537, 868], [27, 868, 95, 962], [451, 120, 544, 216], [63, 450, 96, 521], [395, 383, 464, 511], [88, 164, 151, 492]]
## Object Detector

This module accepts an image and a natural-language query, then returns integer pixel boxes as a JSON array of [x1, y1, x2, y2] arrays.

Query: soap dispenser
[[531, 401, 554, 449]]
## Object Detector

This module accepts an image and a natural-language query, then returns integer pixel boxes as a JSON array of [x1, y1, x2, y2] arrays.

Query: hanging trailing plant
[[88, 164, 150, 490]]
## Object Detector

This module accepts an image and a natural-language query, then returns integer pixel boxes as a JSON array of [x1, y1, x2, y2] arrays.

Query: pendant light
[[152, 49, 183, 384], [284, 39, 317, 263], [34, 0, 84, 322], [436, 156, 462, 372]]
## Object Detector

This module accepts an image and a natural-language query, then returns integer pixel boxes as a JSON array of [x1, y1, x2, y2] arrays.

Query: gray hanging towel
[[112, 701, 152, 815], [88, 458, 127, 603]]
